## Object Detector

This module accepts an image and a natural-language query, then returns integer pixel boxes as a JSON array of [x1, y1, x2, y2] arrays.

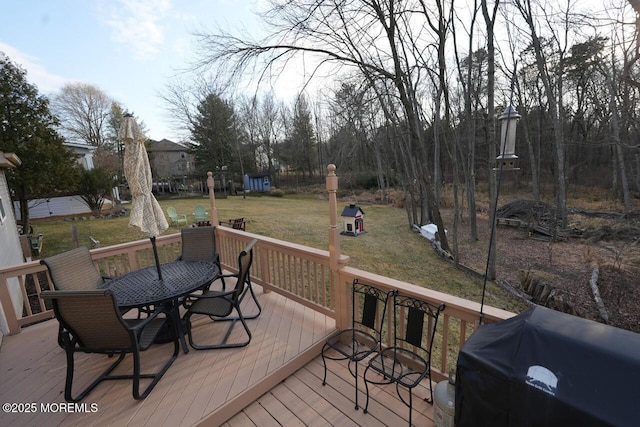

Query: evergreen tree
[[282, 94, 316, 178], [0, 53, 81, 231], [76, 167, 117, 216], [189, 93, 238, 176]]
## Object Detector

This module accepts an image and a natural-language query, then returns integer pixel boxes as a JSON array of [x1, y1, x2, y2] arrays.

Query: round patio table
[[101, 260, 219, 353]]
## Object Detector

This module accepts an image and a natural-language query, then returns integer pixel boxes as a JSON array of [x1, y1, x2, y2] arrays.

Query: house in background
[[244, 172, 271, 193], [340, 204, 366, 236], [0, 151, 24, 336], [13, 142, 114, 220], [65, 141, 95, 169], [147, 139, 195, 192]]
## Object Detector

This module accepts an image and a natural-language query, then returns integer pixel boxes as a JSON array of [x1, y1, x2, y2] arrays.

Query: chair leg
[[426, 373, 434, 404], [186, 309, 252, 350], [408, 388, 413, 426], [241, 283, 262, 319], [219, 283, 262, 321], [63, 320, 179, 402], [363, 365, 372, 414], [64, 348, 126, 403], [132, 322, 179, 400], [321, 345, 329, 386], [354, 361, 360, 410]]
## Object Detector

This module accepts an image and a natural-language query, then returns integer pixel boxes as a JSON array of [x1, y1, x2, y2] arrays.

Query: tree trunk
[[606, 66, 632, 212], [588, 265, 609, 324], [516, 79, 540, 201], [517, 0, 567, 227], [635, 154, 640, 192]]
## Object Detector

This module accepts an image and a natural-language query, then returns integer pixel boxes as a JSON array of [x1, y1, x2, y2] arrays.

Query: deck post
[[0, 273, 20, 335], [326, 164, 341, 272], [327, 164, 349, 328], [207, 171, 219, 227]]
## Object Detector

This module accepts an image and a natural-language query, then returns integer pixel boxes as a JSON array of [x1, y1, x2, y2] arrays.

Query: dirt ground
[[447, 208, 640, 333], [344, 189, 640, 332]]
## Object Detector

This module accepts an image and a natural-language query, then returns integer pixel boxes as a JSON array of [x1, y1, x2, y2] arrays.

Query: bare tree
[[160, 74, 224, 142], [190, 0, 451, 251], [257, 93, 284, 181], [51, 83, 113, 147], [452, 0, 481, 242], [513, 0, 571, 228]]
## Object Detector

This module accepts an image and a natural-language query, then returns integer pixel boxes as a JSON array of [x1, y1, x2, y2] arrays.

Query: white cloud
[[0, 42, 67, 94], [99, 0, 171, 60]]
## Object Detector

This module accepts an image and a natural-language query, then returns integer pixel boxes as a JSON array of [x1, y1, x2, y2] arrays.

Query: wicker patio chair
[[183, 239, 257, 349], [321, 279, 394, 410], [363, 293, 445, 426], [41, 289, 179, 402], [166, 207, 188, 226]]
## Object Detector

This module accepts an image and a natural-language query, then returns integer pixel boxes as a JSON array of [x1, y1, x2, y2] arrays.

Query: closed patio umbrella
[[119, 113, 168, 279]]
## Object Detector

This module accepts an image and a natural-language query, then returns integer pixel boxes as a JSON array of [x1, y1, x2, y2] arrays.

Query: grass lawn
[[30, 193, 525, 314]]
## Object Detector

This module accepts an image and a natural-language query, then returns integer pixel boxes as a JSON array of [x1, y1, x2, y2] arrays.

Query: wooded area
[[172, 0, 639, 277]]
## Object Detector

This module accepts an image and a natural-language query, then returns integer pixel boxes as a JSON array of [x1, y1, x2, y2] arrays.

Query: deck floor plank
[[240, 397, 281, 427], [1, 287, 437, 427], [254, 390, 305, 427]]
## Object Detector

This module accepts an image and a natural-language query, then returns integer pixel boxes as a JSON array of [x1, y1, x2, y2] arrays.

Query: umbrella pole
[[207, 171, 219, 226], [150, 236, 163, 280]]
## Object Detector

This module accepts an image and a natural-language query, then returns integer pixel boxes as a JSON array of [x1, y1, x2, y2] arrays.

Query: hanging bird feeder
[[496, 105, 520, 171]]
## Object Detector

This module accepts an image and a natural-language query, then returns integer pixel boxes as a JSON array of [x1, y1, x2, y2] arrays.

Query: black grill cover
[[455, 306, 640, 427]]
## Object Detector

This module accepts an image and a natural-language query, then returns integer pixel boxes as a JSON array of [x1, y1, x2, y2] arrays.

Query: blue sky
[[0, 0, 268, 142]]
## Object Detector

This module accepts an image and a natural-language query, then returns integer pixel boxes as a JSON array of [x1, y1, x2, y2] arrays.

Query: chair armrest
[[42, 289, 109, 299], [186, 289, 236, 299], [126, 303, 169, 331]]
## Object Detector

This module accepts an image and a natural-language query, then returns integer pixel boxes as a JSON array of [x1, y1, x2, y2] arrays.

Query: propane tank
[[434, 373, 455, 427]]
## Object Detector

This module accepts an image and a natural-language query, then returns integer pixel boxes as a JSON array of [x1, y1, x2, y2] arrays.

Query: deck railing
[[0, 227, 513, 382]]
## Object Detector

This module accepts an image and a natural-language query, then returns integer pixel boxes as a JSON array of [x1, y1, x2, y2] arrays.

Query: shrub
[[354, 173, 379, 189]]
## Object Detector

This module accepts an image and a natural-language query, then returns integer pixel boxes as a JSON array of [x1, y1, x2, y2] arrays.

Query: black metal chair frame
[[210, 252, 262, 321], [183, 239, 257, 349], [42, 289, 179, 402], [321, 279, 394, 410], [362, 292, 445, 426]]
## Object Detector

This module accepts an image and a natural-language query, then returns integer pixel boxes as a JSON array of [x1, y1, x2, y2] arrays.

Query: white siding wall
[[13, 196, 113, 220], [0, 170, 25, 334]]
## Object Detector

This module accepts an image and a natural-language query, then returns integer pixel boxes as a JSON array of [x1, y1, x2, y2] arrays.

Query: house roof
[[0, 151, 21, 169], [245, 172, 270, 178], [147, 139, 189, 152], [341, 204, 364, 217], [63, 142, 96, 153]]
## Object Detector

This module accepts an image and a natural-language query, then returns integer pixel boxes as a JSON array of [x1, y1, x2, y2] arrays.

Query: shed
[[455, 306, 640, 427], [244, 173, 271, 193], [340, 204, 365, 236]]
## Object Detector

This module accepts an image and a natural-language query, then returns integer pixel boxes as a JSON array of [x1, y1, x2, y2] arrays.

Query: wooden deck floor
[[225, 354, 437, 427], [0, 288, 436, 426]]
